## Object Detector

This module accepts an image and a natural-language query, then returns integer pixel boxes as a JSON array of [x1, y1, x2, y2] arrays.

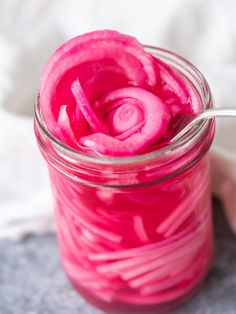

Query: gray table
[[0, 200, 236, 314]]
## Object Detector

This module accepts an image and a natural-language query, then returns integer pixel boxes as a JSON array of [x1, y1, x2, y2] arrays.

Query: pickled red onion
[[79, 87, 170, 156], [39, 30, 200, 157], [38, 30, 211, 312]]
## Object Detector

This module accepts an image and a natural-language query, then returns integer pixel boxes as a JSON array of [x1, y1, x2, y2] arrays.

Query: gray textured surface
[[0, 201, 236, 314]]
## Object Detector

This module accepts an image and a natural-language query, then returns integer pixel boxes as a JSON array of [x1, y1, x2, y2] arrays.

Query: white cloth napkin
[[1, 0, 236, 239]]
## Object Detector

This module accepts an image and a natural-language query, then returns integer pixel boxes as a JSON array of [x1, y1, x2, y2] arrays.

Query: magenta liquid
[[35, 31, 215, 313], [49, 156, 212, 314]]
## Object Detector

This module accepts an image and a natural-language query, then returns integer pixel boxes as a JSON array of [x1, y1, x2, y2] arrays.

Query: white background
[[1, 0, 236, 238]]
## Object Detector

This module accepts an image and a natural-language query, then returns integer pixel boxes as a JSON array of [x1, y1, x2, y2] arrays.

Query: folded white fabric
[[0, 0, 236, 239]]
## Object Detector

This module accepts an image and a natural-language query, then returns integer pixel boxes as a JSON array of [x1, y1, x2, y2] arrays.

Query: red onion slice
[[40, 30, 158, 133], [80, 87, 170, 156]]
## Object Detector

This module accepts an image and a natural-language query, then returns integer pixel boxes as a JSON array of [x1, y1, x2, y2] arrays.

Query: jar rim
[[34, 45, 214, 166]]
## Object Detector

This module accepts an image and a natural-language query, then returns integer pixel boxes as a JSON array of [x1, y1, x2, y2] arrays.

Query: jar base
[[68, 265, 211, 314]]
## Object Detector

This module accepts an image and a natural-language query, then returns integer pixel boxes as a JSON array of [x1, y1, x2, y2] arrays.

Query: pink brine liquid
[[35, 30, 215, 313]]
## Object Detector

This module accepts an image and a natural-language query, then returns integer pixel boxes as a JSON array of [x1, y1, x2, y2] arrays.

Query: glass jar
[[34, 47, 215, 314]]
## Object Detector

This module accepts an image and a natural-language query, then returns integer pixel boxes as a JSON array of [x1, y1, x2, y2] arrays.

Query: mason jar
[[34, 47, 215, 314]]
